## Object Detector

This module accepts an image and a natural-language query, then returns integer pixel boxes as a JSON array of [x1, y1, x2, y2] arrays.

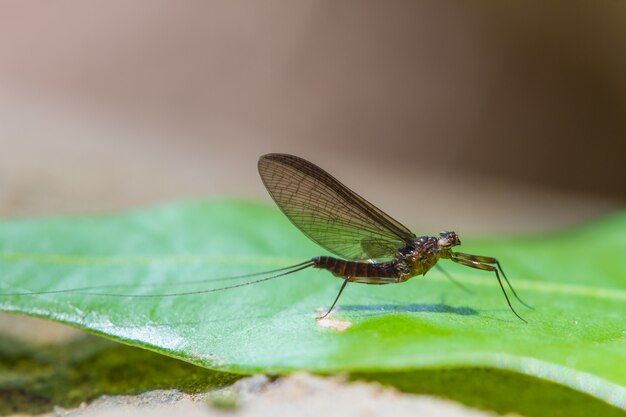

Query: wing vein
[[258, 154, 415, 260]]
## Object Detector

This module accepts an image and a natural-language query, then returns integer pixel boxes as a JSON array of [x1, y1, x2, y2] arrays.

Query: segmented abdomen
[[312, 256, 400, 279]]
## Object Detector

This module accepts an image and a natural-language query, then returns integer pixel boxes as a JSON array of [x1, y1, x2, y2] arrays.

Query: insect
[[256, 154, 530, 322], [3, 154, 530, 321]]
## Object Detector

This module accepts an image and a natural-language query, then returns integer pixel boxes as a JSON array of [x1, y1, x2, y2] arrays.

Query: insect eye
[[437, 238, 450, 247]]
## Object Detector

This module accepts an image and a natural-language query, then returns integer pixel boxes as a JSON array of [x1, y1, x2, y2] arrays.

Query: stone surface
[[27, 374, 509, 417]]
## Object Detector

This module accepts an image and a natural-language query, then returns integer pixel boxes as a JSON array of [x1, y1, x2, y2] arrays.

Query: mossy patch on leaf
[[0, 333, 240, 415]]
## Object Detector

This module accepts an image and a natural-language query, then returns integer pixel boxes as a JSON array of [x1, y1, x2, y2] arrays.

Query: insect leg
[[453, 252, 532, 309], [451, 257, 527, 323], [434, 264, 473, 294], [318, 279, 349, 320]]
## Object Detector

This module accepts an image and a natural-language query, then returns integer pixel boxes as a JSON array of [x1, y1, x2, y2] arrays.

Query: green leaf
[[1, 200, 625, 414], [352, 369, 626, 417]]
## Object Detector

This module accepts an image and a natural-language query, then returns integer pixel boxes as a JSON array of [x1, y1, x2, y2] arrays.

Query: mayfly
[[256, 154, 530, 322], [5, 154, 531, 321]]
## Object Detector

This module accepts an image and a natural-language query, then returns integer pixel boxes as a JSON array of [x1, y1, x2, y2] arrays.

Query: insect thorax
[[399, 236, 449, 278]]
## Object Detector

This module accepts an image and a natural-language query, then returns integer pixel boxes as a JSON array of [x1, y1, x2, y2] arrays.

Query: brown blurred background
[[0, 1, 624, 234], [0, 2, 625, 401]]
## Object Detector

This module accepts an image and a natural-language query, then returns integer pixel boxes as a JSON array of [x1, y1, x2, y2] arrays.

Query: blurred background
[[0, 1, 624, 235], [0, 2, 625, 407]]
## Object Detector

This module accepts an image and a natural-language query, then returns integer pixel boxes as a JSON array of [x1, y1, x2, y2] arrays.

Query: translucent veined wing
[[258, 154, 416, 261]]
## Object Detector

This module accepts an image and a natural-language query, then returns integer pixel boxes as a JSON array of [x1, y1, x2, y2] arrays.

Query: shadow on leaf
[[336, 303, 478, 316]]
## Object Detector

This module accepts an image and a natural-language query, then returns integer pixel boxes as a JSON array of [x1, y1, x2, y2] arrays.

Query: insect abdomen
[[312, 256, 400, 280]]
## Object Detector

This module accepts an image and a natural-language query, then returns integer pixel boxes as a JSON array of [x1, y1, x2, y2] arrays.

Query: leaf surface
[[0, 200, 624, 410]]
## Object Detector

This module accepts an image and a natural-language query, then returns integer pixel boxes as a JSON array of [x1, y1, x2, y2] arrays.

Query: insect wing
[[258, 154, 415, 261]]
